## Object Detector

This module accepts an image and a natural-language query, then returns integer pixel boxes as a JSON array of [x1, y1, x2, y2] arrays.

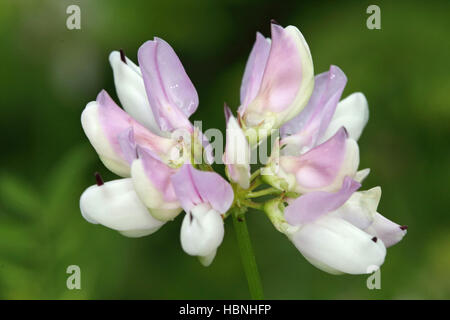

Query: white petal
[[198, 250, 217, 267], [365, 212, 407, 248], [109, 51, 163, 135], [224, 115, 251, 189], [131, 157, 182, 221], [80, 178, 165, 237], [329, 187, 381, 230], [320, 92, 369, 143], [290, 216, 386, 274], [354, 168, 371, 183], [81, 101, 130, 177], [180, 204, 224, 258]]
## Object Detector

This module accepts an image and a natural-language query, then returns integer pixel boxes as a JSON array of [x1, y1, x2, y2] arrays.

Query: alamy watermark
[[366, 5, 381, 30], [66, 265, 81, 290]]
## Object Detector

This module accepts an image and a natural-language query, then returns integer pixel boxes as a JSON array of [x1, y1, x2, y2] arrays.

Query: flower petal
[[109, 51, 162, 135], [365, 212, 407, 248], [138, 38, 197, 132], [239, 32, 271, 113], [354, 168, 371, 183], [320, 92, 369, 143], [180, 204, 224, 263], [80, 178, 165, 237], [81, 90, 177, 176], [285, 176, 361, 225], [131, 147, 182, 221], [281, 65, 347, 150], [171, 164, 234, 214], [240, 23, 314, 135], [329, 186, 381, 230], [224, 108, 251, 189], [290, 216, 386, 274], [280, 127, 360, 193]]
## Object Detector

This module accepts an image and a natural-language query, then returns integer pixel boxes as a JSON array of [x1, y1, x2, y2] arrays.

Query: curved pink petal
[[239, 32, 271, 113], [118, 127, 137, 165], [281, 127, 354, 190], [281, 65, 347, 149], [190, 167, 234, 214], [96, 90, 175, 160], [136, 146, 178, 202], [171, 164, 233, 214], [285, 176, 361, 226], [256, 23, 302, 113], [170, 164, 203, 213], [138, 38, 197, 132]]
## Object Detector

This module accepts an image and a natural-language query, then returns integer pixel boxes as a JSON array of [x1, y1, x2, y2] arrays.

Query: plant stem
[[232, 209, 264, 300], [246, 188, 282, 199], [250, 168, 261, 181]]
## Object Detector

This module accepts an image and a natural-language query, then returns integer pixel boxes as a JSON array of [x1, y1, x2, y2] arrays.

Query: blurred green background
[[0, 0, 449, 299]]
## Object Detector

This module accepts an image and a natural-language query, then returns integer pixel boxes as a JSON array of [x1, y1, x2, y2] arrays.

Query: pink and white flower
[[238, 21, 315, 145]]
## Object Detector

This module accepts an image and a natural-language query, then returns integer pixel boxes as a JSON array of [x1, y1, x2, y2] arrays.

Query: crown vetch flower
[[171, 164, 234, 266], [263, 66, 366, 193], [80, 21, 407, 287], [265, 181, 407, 275], [238, 22, 314, 145]]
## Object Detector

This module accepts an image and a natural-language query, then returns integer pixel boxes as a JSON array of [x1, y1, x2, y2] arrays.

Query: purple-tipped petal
[[281, 65, 347, 149], [171, 164, 234, 214], [366, 212, 407, 248], [281, 127, 359, 192], [285, 176, 361, 226], [138, 38, 197, 132], [239, 32, 271, 113]]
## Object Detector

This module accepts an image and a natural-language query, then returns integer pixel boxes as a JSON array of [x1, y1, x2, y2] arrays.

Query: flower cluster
[[80, 21, 407, 273]]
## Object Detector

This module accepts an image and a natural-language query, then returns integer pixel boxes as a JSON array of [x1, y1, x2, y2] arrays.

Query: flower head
[[79, 21, 406, 284]]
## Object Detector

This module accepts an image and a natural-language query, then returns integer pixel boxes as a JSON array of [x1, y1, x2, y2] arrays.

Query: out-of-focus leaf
[[0, 173, 41, 218], [44, 144, 94, 223]]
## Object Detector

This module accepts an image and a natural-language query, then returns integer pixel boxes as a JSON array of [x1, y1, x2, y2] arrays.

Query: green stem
[[250, 168, 261, 181], [240, 200, 264, 210], [232, 209, 264, 300], [246, 188, 282, 199], [248, 177, 263, 192]]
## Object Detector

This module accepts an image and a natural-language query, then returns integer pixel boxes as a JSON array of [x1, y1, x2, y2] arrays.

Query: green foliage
[[0, 0, 449, 299]]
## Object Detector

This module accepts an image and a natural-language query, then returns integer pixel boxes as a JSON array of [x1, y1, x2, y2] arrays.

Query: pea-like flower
[[238, 21, 315, 145], [80, 38, 204, 237], [263, 65, 367, 193], [265, 179, 407, 274], [79, 21, 407, 295]]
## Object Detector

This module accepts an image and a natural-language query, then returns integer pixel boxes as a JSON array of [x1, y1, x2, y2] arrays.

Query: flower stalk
[[231, 207, 264, 300]]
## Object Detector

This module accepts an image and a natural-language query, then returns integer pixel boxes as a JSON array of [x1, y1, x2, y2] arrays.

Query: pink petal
[[256, 23, 302, 113], [171, 164, 234, 214], [281, 65, 347, 149], [239, 32, 271, 113], [285, 176, 361, 225], [97, 90, 175, 158], [170, 164, 203, 213], [118, 127, 137, 165], [282, 127, 352, 190], [190, 166, 234, 214], [136, 146, 178, 202], [138, 38, 197, 132]]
